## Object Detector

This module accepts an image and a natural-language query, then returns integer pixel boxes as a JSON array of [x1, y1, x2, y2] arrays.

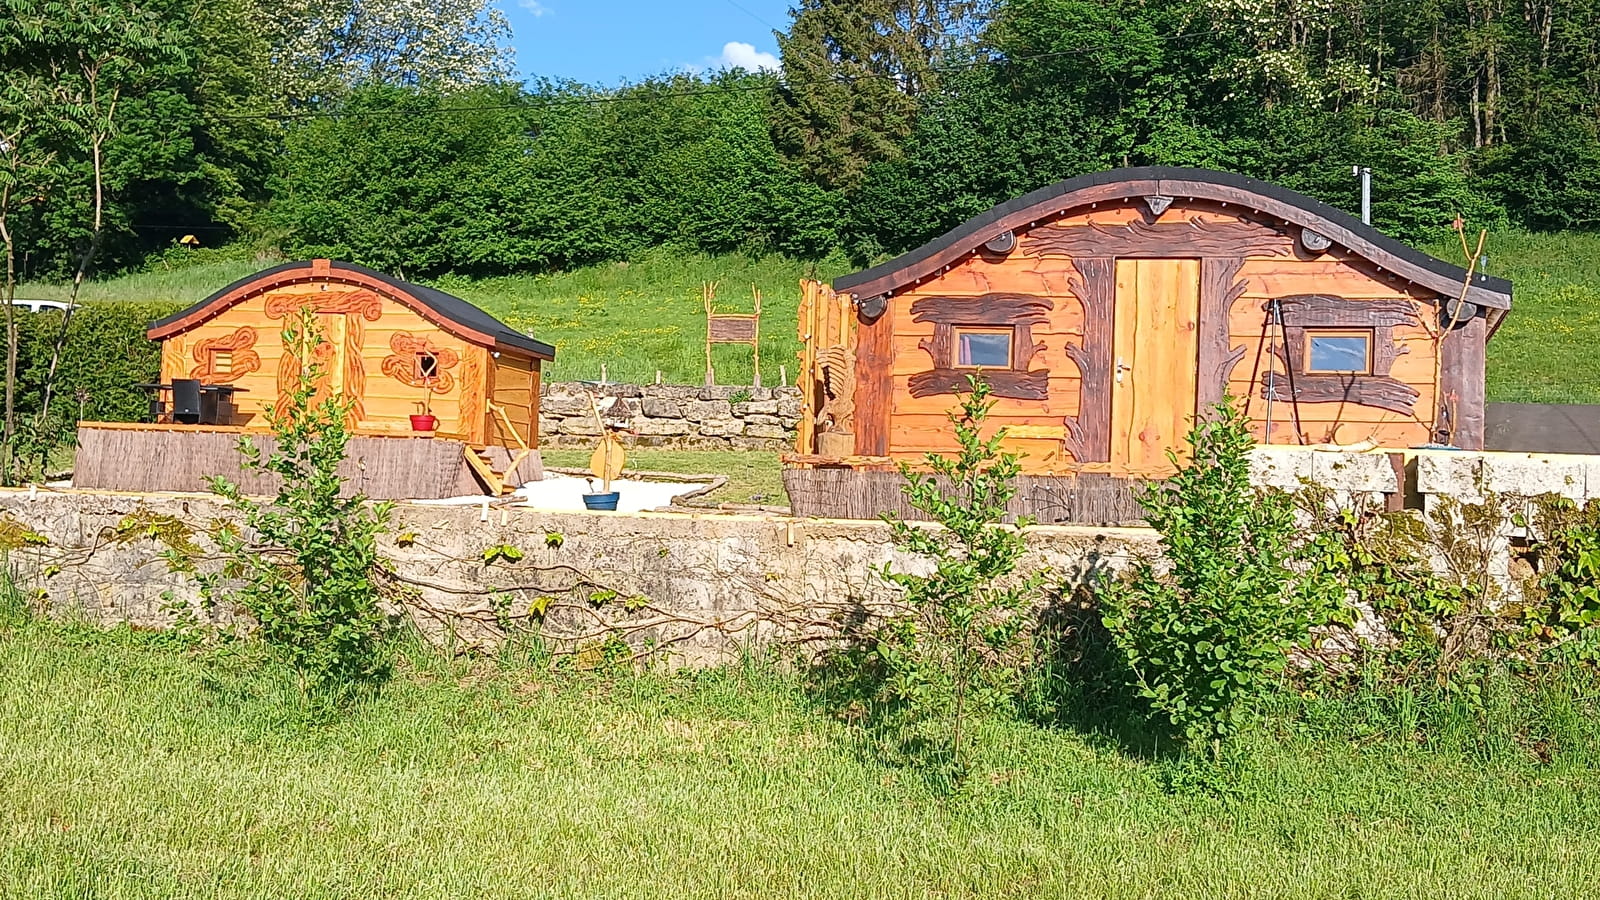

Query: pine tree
[[773, 0, 988, 191]]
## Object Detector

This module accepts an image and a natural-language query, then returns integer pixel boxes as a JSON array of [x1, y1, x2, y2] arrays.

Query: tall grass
[[3, 622, 1600, 899]]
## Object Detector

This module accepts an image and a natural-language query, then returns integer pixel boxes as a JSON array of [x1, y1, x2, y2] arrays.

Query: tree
[[264, 0, 515, 106], [773, 0, 989, 191]]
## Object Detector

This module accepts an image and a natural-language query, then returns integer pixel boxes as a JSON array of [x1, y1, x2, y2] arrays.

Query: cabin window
[[1304, 330, 1373, 375], [953, 327, 1012, 368], [209, 349, 233, 375], [414, 351, 440, 381]]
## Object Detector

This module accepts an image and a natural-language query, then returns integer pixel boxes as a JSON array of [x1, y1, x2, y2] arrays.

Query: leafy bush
[[1525, 497, 1600, 662], [197, 311, 393, 700], [1101, 400, 1340, 754], [865, 378, 1042, 775]]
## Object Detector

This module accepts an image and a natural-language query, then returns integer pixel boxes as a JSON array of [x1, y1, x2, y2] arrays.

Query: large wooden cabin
[[788, 167, 1514, 521], [74, 259, 554, 499]]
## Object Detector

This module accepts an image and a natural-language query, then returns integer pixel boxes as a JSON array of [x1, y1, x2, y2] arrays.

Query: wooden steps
[[463, 445, 531, 496]]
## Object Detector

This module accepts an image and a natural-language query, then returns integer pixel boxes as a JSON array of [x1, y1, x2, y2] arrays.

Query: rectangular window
[[953, 328, 1013, 368], [1305, 330, 1373, 374], [210, 349, 233, 375], [415, 351, 440, 380]]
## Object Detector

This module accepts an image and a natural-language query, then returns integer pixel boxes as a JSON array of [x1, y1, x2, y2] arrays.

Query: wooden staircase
[[462, 402, 533, 496]]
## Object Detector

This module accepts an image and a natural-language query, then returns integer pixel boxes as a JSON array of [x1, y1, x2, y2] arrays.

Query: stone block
[[559, 417, 602, 436], [640, 398, 683, 419], [698, 385, 742, 401], [643, 384, 699, 401], [775, 397, 802, 420], [773, 386, 802, 400], [745, 414, 783, 427], [599, 383, 643, 398], [1248, 446, 1312, 491], [733, 400, 782, 416], [697, 419, 745, 437], [748, 387, 774, 402], [730, 435, 788, 450], [682, 399, 733, 419], [1481, 454, 1588, 500], [1308, 451, 1400, 494], [542, 396, 591, 417], [744, 423, 789, 440], [632, 417, 691, 436], [1415, 452, 1484, 502]]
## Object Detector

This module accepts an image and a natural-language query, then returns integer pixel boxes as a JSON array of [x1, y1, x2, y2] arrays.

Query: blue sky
[[499, 0, 793, 86]]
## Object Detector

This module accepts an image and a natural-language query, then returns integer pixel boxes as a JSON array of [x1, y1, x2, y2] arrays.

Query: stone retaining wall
[[0, 488, 1153, 664], [539, 382, 802, 451]]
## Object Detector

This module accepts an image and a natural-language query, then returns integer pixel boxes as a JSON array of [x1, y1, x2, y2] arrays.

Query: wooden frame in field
[[703, 281, 762, 388]]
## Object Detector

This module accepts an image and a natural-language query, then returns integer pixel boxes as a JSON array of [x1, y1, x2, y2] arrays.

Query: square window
[[415, 351, 440, 381], [954, 328, 1012, 368], [1305, 330, 1373, 374], [210, 349, 233, 374]]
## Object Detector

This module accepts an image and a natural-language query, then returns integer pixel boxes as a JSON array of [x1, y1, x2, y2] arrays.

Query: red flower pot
[[409, 414, 438, 433]]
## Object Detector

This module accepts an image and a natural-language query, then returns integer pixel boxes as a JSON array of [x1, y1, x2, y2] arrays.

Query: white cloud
[[518, 0, 548, 15], [716, 41, 779, 72]]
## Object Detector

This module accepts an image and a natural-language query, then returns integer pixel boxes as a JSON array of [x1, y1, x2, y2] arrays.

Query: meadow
[[3, 617, 1600, 900], [24, 230, 1600, 401]]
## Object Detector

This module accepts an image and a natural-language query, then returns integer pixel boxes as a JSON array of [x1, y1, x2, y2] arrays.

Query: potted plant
[[583, 394, 625, 510], [410, 377, 438, 434]]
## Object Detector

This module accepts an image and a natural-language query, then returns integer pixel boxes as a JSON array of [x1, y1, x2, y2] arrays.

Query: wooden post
[[703, 281, 717, 387], [796, 280, 818, 454], [752, 285, 762, 388]]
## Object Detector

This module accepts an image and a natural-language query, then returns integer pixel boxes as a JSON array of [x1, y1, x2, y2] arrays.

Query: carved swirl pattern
[[188, 327, 261, 383], [381, 332, 459, 393], [263, 289, 384, 321]]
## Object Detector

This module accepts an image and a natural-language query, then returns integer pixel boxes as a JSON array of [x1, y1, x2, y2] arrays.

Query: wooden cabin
[[788, 167, 1514, 521], [74, 259, 554, 499]]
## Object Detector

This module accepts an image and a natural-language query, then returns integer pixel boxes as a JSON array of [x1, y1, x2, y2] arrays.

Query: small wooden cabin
[[789, 167, 1513, 520], [74, 259, 554, 499]]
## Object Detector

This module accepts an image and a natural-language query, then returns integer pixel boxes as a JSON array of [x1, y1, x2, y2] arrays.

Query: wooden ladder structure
[[462, 401, 534, 496]]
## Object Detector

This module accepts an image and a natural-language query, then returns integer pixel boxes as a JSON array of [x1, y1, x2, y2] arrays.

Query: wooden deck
[[73, 423, 541, 499], [782, 465, 1150, 526]]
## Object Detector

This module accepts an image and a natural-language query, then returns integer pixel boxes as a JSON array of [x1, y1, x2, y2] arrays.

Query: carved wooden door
[[1110, 259, 1200, 471]]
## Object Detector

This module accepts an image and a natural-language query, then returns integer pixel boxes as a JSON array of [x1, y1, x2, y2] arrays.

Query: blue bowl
[[582, 491, 620, 511]]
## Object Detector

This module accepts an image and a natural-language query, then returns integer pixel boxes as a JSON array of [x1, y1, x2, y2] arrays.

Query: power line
[[201, 2, 1406, 124]]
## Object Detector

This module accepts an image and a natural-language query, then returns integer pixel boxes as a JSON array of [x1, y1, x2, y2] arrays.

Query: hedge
[[1, 301, 183, 426]]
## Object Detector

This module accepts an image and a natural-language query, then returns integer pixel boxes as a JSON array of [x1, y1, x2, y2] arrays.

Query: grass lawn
[[540, 448, 786, 506], [3, 624, 1600, 899]]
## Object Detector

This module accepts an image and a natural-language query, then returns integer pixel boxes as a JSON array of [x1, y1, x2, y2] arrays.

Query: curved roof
[[835, 167, 1512, 315], [148, 259, 555, 359]]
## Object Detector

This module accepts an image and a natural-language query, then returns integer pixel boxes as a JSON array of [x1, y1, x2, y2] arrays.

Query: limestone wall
[[539, 382, 802, 451], [0, 488, 1154, 664]]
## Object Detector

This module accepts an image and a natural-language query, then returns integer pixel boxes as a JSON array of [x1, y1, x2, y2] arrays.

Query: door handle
[[1115, 357, 1132, 384]]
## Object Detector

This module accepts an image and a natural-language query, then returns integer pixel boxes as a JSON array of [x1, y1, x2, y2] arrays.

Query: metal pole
[[1352, 165, 1371, 225]]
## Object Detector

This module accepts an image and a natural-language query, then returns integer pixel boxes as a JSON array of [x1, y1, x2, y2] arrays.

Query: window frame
[[1302, 328, 1374, 376], [414, 350, 441, 382], [208, 348, 234, 375], [951, 326, 1014, 369]]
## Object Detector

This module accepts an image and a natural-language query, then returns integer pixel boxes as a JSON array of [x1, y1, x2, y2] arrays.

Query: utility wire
[[202, 2, 1407, 124]]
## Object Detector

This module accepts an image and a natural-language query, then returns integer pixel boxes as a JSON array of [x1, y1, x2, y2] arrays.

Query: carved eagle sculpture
[[815, 345, 856, 433]]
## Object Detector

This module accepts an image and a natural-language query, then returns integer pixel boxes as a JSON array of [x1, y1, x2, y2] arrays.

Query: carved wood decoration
[[381, 332, 460, 392], [1300, 227, 1332, 253], [188, 327, 261, 383], [1261, 294, 1421, 416], [342, 315, 367, 426], [1197, 258, 1249, 414], [263, 289, 385, 321], [460, 350, 485, 443], [1024, 217, 1295, 259], [906, 294, 1054, 401], [1143, 195, 1174, 218], [815, 345, 857, 457], [1061, 257, 1115, 463]]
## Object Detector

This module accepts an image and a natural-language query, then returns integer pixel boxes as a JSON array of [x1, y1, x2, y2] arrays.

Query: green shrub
[[1101, 400, 1341, 755], [1525, 497, 1600, 662], [865, 378, 1042, 776], [4, 301, 180, 424], [196, 311, 393, 701]]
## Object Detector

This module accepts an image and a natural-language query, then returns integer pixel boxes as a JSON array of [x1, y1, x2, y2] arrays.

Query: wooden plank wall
[[158, 282, 505, 446], [490, 352, 539, 448], [875, 199, 1453, 472], [782, 467, 1148, 525], [74, 426, 490, 499]]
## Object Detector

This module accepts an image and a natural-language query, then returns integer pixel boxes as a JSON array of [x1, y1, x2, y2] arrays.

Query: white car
[[7, 299, 75, 313]]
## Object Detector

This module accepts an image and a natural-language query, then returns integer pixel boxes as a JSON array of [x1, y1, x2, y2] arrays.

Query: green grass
[[540, 448, 786, 506], [25, 231, 1600, 400], [1420, 231, 1600, 404], [3, 624, 1600, 899]]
